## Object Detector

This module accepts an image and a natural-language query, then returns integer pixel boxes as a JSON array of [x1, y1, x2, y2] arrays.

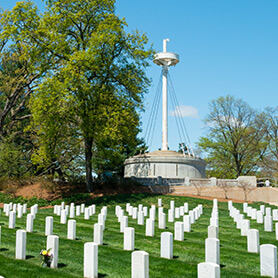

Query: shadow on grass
[[98, 273, 107, 277], [103, 243, 109, 246], [0, 248, 8, 251], [173, 256, 179, 259], [26, 255, 35, 260], [220, 264, 226, 268], [58, 263, 67, 268]]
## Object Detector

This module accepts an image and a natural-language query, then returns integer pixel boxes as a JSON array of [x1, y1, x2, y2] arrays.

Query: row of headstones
[[0, 201, 107, 244], [229, 200, 278, 278], [2, 203, 38, 230], [116, 201, 203, 238], [229, 201, 278, 236], [243, 203, 278, 221]]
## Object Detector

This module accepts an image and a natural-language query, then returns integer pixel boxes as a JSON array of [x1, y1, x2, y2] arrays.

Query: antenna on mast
[[153, 39, 179, 151]]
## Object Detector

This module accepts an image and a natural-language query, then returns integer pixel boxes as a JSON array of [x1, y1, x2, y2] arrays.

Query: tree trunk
[[85, 138, 93, 192]]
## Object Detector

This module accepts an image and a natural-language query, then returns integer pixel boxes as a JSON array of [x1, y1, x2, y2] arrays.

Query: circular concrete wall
[[124, 150, 206, 179]]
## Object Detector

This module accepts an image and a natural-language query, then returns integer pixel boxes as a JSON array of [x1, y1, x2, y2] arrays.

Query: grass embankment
[[0, 193, 276, 277]]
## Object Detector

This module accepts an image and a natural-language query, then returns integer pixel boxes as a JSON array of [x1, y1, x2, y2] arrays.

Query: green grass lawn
[[0, 193, 276, 277]]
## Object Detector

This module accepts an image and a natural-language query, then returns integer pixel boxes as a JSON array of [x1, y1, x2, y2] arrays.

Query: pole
[[162, 65, 168, 151]]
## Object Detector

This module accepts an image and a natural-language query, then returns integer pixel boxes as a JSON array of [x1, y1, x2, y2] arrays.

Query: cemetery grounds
[[0, 193, 276, 277]]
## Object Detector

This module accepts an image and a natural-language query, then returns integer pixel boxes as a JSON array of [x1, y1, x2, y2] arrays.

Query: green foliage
[[0, 135, 32, 177], [198, 95, 267, 178], [27, 0, 153, 191]]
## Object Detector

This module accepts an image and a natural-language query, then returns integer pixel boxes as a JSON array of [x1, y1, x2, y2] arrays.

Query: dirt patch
[[16, 183, 50, 199]]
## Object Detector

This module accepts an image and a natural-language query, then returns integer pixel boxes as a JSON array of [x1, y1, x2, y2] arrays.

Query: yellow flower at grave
[[42, 250, 47, 256]]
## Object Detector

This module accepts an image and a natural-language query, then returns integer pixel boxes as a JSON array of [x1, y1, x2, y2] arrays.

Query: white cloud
[[169, 105, 199, 118]]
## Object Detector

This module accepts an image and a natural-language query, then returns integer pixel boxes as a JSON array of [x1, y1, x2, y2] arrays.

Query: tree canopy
[[0, 0, 153, 191], [198, 95, 267, 178]]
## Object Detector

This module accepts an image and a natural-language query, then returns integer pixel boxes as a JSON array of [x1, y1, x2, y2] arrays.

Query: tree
[[258, 106, 278, 180], [198, 95, 267, 178], [0, 1, 63, 177], [28, 0, 153, 191]]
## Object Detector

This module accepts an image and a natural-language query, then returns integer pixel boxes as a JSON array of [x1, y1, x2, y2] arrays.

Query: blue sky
[[2, 0, 278, 155]]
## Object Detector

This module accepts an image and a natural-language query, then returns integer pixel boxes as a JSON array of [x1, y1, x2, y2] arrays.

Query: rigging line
[[168, 73, 194, 154], [168, 82, 191, 157], [168, 73, 188, 144], [144, 71, 162, 150], [149, 85, 162, 151], [144, 71, 161, 145], [168, 76, 183, 146]]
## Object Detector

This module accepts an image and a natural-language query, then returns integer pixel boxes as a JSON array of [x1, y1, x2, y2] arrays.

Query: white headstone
[[81, 203, 85, 213], [260, 244, 277, 278], [159, 213, 166, 229], [67, 219, 76, 240], [260, 204, 265, 214], [161, 232, 173, 259], [264, 215, 273, 232], [145, 219, 154, 237], [69, 206, 75, 218], [174, 222, 184, 241], [276, 223, 278, 240], [47, 235, 59, 268], [236, 214, 244, 229], [15, 230, 26, 260], [84, 242, 98, 278], [170, 200, 175, 210], [241, 219, 250, 236], [120, 216, 128, 233], [273, 209, 278, 221], [205, 238, 220, 265], [266, 207, 272, 216], [9, 211, 16, 229], [98, 214, 106, 230], [132, 207, 138, 219], [256, 211, 264, 224], [84, 208, 90, 220], [26, 213, 34, 233], [189, 211, 195, 224], [57, 205, 62, 216], [94, 223, 103, 245], [175, 207, 180, 219], [17, 204, 23, 219], [183, 215, 191, 232], [45, 216, 53, 236], [184, 203, 188, 213], [208, 226, 218, 239], [76, 205, 81, 216], [22, 204, 27, 214], [168, 209, 174, 223], [150, 208, 156, 221], [158, 198, 162, 207], [197, 262, 220, 278], [131, 251, 149, 278], [60, 209, 67, 224], [143, 207, 148, 217], [247, 229, 259, 253], [251, 208, 257, 220], [124, 227, 135, 251], [138, 211, 144, 225]]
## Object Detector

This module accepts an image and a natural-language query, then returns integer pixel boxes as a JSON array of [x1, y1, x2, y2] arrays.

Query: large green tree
[[28, 0, 153, 191], [0, 2, 58, 175], [198, 95, 267, 178], [258, 106, 278, 179]]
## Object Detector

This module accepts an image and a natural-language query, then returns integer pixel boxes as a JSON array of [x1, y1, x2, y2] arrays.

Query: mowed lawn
[[0, 193, 276, 277]]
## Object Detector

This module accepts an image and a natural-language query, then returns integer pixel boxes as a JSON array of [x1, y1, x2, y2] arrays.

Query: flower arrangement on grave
[[40, 248, 53, 267]]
